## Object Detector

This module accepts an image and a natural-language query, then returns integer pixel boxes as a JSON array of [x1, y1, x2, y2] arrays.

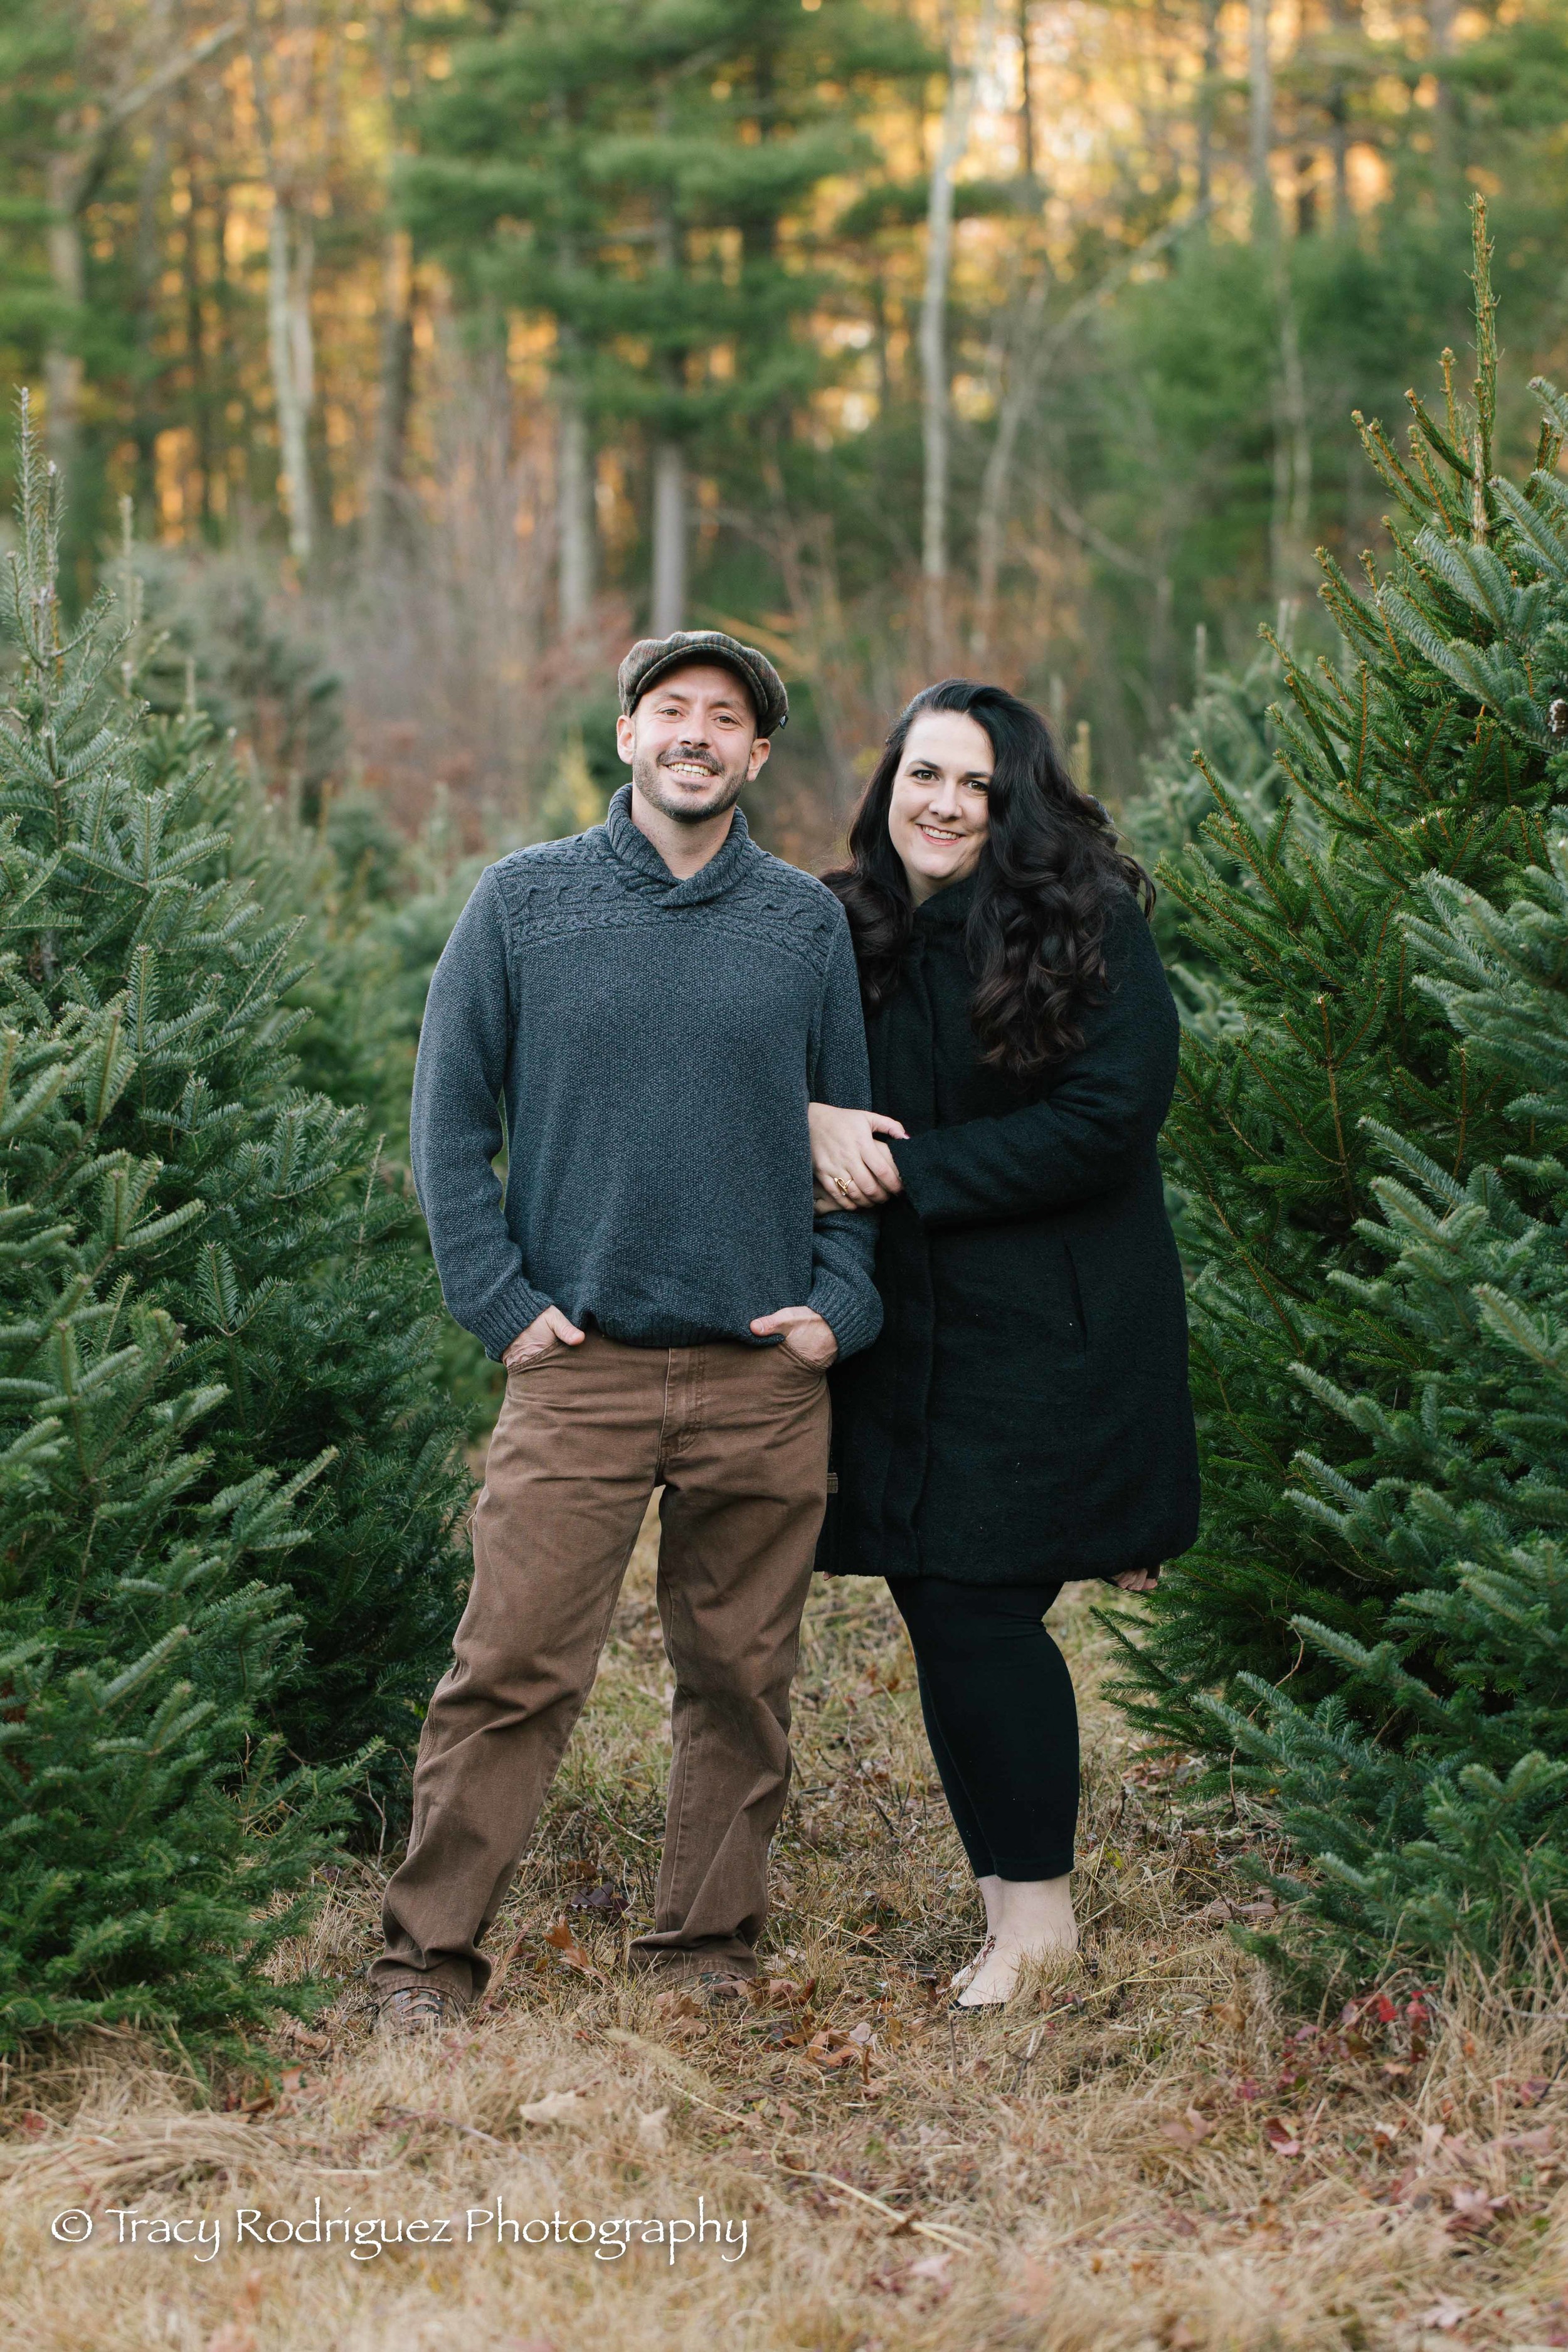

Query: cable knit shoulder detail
[[483, 830, 845, 979]]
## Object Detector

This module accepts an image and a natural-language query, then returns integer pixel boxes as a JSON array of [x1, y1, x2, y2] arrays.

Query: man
[[372, 628, 882, 2031]]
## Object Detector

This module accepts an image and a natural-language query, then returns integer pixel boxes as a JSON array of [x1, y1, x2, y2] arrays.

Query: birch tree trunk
[[919, 0, 995, 672], [44, 148, 85, 479], [247, 0, 316, 568], [1248, 0, 1274, 233]]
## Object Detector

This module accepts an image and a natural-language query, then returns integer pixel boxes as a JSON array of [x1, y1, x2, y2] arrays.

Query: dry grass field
[[1, 1507, 1564, 2352]]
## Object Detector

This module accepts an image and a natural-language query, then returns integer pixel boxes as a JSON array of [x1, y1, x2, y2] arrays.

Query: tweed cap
[[617, 629, 788, 737]]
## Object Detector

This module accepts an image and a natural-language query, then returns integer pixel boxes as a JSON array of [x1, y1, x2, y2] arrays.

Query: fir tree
[[1206, 852, 1568, 1972], [0, 432, 353, 2046], [1113, 204, 1568, 1784], [1122, 637, 1291, 1033], [0, 403, 472, 1804]]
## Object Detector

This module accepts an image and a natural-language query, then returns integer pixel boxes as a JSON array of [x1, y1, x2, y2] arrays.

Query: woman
[[812, 679, 1199, 2007]]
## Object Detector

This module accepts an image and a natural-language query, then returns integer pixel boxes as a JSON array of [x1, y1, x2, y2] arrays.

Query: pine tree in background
[[0, 403, 472, 1810], [405, 0, 929, 627], [1113, 206, 1568, 1823]]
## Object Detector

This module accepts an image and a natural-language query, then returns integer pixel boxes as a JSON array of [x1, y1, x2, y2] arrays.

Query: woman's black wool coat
[[818, 873, 1200, 1586]]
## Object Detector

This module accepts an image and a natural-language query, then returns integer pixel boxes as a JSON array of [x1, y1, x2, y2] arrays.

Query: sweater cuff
[[807, 1267, 884, 1363], [467, 1278, 556, 1363], [888, 1133, 945, 1226]]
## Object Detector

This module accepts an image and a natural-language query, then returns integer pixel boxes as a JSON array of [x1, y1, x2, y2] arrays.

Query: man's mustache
[[657, 746, 721, 775]]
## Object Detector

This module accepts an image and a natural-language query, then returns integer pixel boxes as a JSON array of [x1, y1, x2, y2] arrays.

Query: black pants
[[887, 1577, 1078, 1882]]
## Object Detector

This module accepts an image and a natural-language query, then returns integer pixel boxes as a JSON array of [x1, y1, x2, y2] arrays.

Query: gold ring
[[833, 1175, 855, 1199]]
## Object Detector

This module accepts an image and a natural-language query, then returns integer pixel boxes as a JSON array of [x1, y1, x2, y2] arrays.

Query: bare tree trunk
[[651, 440, 686, 635], [247, 0, 316, 568], [366, 228, 413, 563], [920, 0, 995, 672], [649, 105, 685, 638], [972, 205, 1206, 661], [45, 149, 85, 479], [1428, 0, 1456, 180], [1269, 250, 1311, 607], [1017, 0, 1035, 180], [1248, 0, 1274, 235], [1196, 0, 1219, 213], [556, 374, 595, 631], [43, 8, 236, 486], [1325, 0, 1355, 231], [972, 270, 1047, 661], [262, 197, 315, 565]]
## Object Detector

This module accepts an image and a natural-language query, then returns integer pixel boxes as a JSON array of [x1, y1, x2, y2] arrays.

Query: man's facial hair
[[632, 744, 748, 825]]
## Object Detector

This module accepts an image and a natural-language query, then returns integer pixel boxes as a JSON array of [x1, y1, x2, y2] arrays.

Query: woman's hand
[[810, 1103, 908, 1212], [1112, 1567, 1160, 1592]]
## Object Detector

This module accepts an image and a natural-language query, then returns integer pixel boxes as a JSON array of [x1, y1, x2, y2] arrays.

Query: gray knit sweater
[[409, 785, 883, 1362]]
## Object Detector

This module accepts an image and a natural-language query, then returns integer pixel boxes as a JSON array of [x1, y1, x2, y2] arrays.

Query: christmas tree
[[0, 417, 354, 2045], [0, 403, 472, 1807], [1113, 206, 1568, 1962], [1207, 855, 1568, 1971]]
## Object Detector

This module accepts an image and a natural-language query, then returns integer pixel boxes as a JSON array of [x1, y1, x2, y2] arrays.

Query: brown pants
[[373, 1330, 831, 2004]]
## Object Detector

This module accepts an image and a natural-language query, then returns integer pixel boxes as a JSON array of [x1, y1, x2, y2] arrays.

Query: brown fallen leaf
[[805, 2032, 862, 2072], [746, 1976, 816, 2008], [544, 1917, 605, 1981], [275, 2019, 331, 2055], [1263, 2116, 1302, 2157]]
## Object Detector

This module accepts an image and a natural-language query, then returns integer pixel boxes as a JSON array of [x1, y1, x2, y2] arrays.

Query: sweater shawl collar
[[601, 782, 757, 907]]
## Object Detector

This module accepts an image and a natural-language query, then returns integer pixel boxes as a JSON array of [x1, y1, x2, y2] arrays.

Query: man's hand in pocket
[[750, 1305, 838, 1369], [503, 1305, 586, 1369]]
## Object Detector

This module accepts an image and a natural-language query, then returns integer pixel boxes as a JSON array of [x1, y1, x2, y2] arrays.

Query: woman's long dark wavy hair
[[824, 679, 1153, 1083]]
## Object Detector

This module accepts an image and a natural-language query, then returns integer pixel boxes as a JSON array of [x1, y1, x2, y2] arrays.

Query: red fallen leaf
[[1496, 2126, 1555, 2154], [1232, 2077, 1262, 2102], [1373, 1992, 1398, 2024], [18, 2111, 48, 2137], [1515, 2078, 1552, 2108], [1263, 2116, 1303, 2157], [544, 1917, 605, 1979]]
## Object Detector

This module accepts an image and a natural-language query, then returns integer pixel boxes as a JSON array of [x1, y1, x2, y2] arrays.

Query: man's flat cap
[[617, 630, 788, 736]]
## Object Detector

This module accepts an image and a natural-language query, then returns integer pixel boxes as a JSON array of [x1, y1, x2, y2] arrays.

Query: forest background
[[9, 0, 1568, 871]]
